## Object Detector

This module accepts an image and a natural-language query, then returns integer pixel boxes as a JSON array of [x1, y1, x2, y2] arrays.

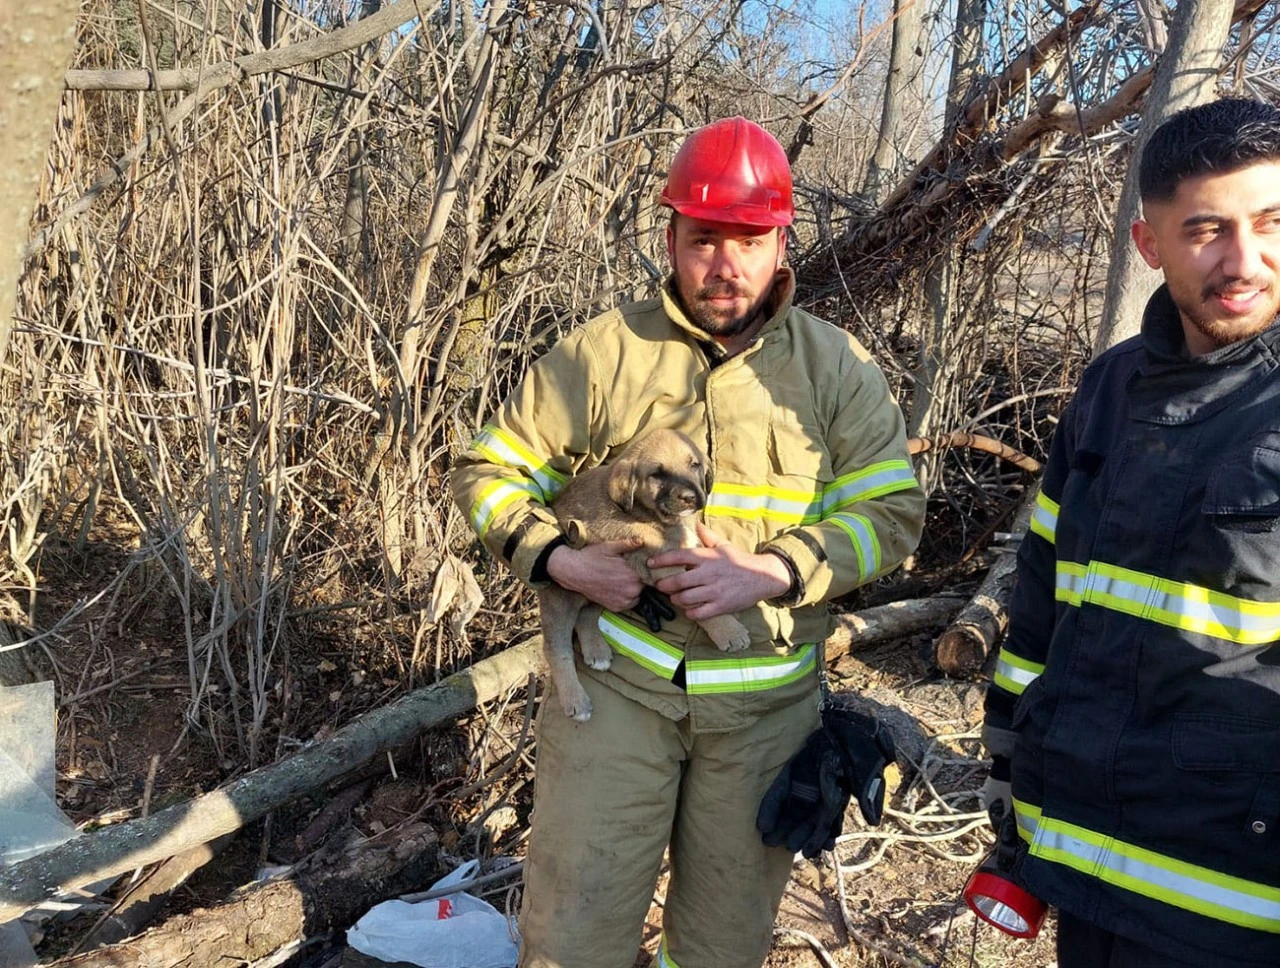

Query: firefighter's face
[[666, 216, 786, 340], [1133, 162, 1280, 355]]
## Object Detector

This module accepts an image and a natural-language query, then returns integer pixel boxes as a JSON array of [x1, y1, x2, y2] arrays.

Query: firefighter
[[451, 117, 925, 968], [982, 97, 1280, 967]]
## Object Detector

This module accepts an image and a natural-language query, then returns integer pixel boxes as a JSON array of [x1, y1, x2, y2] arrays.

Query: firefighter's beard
[[682, 282, 772, 338], [1172, 272, 1280, 351]]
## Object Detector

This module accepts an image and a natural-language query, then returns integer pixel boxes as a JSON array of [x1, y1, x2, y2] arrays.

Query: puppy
[[540, 428, 752, 721]]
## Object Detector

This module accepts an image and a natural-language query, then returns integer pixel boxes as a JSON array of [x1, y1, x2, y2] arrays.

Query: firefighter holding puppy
[[452, 118, 925, 967]]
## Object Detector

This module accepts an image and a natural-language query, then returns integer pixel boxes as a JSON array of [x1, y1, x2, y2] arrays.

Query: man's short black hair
[[1140, 97, 1280, 203]]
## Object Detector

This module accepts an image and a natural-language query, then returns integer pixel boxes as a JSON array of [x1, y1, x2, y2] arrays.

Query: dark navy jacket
[[986, 286, 1280, 965]]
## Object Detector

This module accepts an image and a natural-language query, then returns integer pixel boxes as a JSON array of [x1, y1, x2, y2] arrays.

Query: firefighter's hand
[[648, 523, 790, 620], [547, 540, 644, 611]]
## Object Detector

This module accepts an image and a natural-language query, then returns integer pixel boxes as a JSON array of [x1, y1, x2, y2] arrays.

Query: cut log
[[48, 824, 439, 968], [0, 638, 542, 922], [826, 596, 966, 662], [934, 494, 1037, 676]]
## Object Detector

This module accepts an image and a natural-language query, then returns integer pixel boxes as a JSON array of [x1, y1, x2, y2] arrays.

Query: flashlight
[[963, 863, 1047, 938], [963, 804, 1047, 939]]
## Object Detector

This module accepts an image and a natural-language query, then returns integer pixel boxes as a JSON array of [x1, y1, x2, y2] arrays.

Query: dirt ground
[[23, 520, 1061, 968]]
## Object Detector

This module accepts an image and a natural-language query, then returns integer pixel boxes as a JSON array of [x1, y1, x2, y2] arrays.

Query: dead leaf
[[448, 559, 484, 642], [427, 557, 462, 625], [318, 659, 337, 673]]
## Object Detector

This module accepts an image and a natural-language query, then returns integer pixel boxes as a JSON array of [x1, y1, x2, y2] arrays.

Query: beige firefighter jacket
[[451, 269, 925, 731]]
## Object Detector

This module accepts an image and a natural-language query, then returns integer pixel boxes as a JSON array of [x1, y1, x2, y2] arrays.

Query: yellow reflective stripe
[[1056, 559, 1280, 645], [1017, 798, 1280, 933], [1012, 797, 1041, 844], [1029, 491, 1059, 545], [827, 512, 881, 580], [822, 459, 918, 512], [705, 460, 917, 526], [658, 935, 680, 968], [685, 645, 817, 695], [993, 647, 1045, 696], [598, 611, 683, 678], [706, 482, 822, 525], [470, 425, 566, 502], [470, 478, 542, 538]]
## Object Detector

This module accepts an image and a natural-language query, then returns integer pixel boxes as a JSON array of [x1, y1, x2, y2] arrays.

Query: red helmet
[[659, 117, 794, 227]]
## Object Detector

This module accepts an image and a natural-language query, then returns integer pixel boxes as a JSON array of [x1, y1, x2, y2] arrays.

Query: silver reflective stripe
[[597, 612, 682, 678], [470, 478, 542, 537], [993, 648, 1044, 697], [705, 484, 820, 524], [826, 512, 880, 580], [685, 645, 817, 695], [1015, 798, 1280, 933], [1029, 491, 1059, 544], [1056, 560, 1280, 645], [470, 425, 566, 502], [822, 460, 917, 512]]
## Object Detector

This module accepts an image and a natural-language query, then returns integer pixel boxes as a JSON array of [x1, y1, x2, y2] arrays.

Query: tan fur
[[540, 428, 751, 721]]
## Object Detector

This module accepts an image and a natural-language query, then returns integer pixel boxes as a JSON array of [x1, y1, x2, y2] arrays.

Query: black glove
[[634, 587, 676, 633], [756, 707, 896, 859]]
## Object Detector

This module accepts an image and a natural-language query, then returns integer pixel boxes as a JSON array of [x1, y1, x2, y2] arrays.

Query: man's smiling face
[[1132, 162, 1280, 355]]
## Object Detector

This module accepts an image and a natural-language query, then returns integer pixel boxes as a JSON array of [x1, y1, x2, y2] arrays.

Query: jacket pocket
[[1203, 438, 1280, 529], [768, 414, 833, 483], [1173, 714, 1280, 850]]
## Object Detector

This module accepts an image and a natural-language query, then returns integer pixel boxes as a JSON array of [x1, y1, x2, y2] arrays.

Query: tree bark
[[864, 0, 926, 201], [0, 638, 542, 922], [0, 0, 79, 367], [933, 494, 1036, 676], [909, 0, 988, 464], [825, 596, 967, 661], [48, 824, 439, 968], [1093, 0, 1240, 352]]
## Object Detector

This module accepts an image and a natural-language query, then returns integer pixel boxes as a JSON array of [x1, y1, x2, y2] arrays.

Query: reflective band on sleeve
[[1015, 797, 1280, 933], [470, 478, 543, 538], [822, 459, 918, 512], [827, 512, 881, 580], [1056, 559, 1280, 645], [705, 482, 822, 525], [657, 935, 680, 968], [597, 611, 684, 678], [686, 645, 817, 695], [993, 647, 1045, 696], [469, 425, 567, 502], [1029, 491, 1059, 545]]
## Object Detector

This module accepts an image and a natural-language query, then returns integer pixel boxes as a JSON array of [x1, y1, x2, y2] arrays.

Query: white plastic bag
[[347, 860, 519, 968]]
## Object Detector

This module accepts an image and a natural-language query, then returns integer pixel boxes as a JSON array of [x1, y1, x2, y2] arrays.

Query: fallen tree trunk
[[826, 596, 966, 662], [72, 835, 235, 952], [0, 638, 542, 922], [934, 494, 1037, 676], [48, 824, 439, 968]]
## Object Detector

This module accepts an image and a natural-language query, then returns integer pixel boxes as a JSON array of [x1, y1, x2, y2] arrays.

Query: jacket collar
[[1131, 284, 1280, 424], [660, 267, 797, 360]]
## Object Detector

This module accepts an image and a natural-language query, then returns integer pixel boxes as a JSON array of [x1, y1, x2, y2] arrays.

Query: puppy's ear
[[607, 459, 640, 512], [564, 519, 586, 548]]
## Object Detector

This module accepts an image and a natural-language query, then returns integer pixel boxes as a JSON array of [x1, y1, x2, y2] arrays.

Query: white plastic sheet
[[0, 682, 76, 865], [347, 860, 519, 968]]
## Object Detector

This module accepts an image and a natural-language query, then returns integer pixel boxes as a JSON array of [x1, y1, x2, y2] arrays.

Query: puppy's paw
[[704, 615, 751, 653], [580, 637, 613, 671], [559, 687, 593, 722]]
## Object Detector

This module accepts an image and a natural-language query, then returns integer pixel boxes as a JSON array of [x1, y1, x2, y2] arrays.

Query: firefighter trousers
[[518, 672, 821, 968]]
